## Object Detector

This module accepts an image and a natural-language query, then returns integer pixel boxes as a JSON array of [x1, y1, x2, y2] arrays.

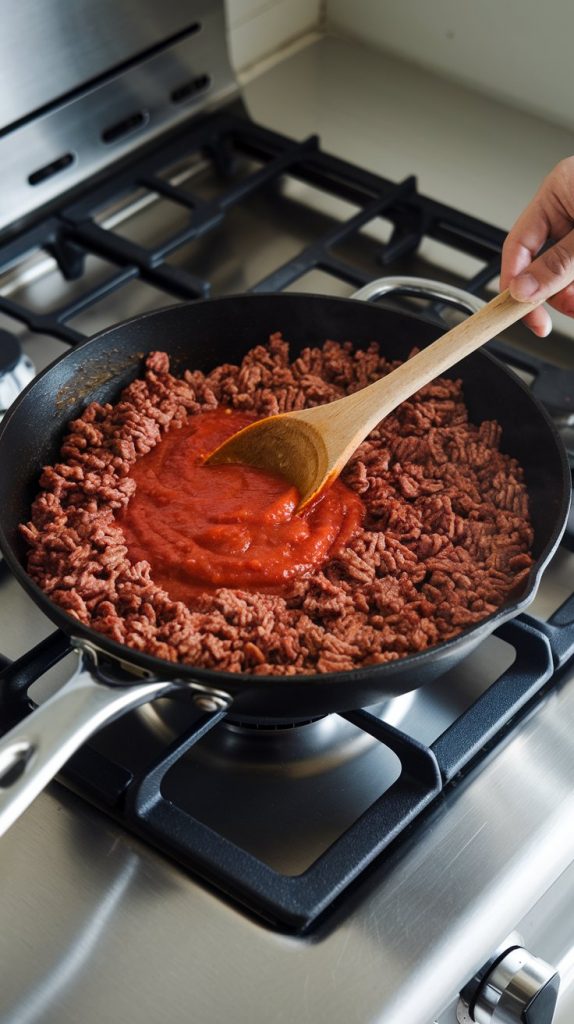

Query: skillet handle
[[351, 275, 485, 315], [0, 650, 173, 838]]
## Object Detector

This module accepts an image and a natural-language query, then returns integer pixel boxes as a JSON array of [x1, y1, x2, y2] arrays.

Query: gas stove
[[1, 5, 574, 1024]]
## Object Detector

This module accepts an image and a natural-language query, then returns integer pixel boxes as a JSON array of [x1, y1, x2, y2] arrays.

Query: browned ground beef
[[20, 335, 534, 675]]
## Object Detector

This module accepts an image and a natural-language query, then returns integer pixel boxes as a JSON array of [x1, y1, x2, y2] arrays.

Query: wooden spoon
[[206, 289, 546, 511]]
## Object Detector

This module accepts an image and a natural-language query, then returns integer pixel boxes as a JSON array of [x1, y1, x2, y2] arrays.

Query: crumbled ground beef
[[20, 335, 534, 675]]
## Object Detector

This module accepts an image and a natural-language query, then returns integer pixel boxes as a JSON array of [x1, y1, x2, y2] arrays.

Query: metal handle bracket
[[351, 275, 485, 316]]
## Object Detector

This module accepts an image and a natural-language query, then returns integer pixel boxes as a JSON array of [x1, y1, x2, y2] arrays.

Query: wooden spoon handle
[[343, 288, 541, 432], [300, 288, 547, 480]]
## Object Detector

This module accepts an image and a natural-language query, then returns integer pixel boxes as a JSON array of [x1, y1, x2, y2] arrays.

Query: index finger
[[500, 207, 553, 335], [500, 201, 551, 291]]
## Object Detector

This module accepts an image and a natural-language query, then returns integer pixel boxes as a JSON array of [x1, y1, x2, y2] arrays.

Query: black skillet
[[0, 277, 570, 836]]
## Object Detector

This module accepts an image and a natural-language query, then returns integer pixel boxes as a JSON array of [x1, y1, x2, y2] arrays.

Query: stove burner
[[224, 714, 325, 730], [139, 691, 416, 768], [193, 714, 377, 772], [0, 333, 35, 418]]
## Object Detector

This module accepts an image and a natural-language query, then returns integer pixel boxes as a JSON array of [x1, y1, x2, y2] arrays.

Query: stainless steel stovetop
[[1, 9, 574, 1024]]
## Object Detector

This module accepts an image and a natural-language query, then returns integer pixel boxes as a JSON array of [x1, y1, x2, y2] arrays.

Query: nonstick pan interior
[[0, 293, 570, 716]]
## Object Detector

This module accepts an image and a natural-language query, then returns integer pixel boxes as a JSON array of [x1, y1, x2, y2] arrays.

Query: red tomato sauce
[[119, 408, 363, 604]]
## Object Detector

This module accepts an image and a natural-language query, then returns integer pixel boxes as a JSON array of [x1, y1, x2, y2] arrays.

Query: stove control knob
[[457, 946, 560, 1024]]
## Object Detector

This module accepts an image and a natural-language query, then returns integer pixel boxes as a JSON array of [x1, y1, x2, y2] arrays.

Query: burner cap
[[0, 334, 35, 417], [0, 333, 21, 375]]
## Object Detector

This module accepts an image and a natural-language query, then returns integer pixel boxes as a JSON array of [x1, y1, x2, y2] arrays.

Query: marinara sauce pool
[[119, 408, 364, 605]]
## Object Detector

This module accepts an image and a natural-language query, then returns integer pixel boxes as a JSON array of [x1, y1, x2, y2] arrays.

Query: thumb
[[509, 230, 574, 303]]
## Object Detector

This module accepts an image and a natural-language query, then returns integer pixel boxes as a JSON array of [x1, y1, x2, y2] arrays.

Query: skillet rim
[[0, 291, 570, 692]]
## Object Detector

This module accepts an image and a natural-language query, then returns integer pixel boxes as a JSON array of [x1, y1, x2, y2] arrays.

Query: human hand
[[500, 156, 574, 337]]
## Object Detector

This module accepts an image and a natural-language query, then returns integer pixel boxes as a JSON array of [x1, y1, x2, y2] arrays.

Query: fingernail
[[532, 321, 552, 338], [510, 273, 539, 300]]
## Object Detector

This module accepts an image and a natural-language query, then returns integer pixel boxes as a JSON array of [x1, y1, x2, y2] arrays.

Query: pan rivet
[[193, 694, 228, 712]]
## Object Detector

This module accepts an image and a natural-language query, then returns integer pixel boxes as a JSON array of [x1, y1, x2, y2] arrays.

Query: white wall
[[225, 0, 322, 72], [325, 0, 574, 132]]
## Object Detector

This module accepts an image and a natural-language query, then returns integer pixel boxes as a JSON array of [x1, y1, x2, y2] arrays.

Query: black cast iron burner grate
[[0, 108, 573, 450], [1, 594, 573, 931]]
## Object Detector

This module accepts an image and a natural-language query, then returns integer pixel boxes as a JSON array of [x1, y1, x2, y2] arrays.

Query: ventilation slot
[[170, 74, 211, 104], [102, 111, 149, 145], [28, 153, 75, 186]]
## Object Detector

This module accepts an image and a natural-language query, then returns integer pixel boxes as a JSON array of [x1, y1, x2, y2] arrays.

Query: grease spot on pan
[[55, 350, 145, 412]]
